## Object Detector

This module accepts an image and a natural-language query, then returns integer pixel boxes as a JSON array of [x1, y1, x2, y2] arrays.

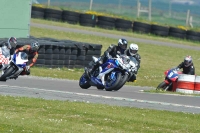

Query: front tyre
[[114, 73, 129, 91], [79, 73, 91, 89], [156, 81, 168, 91], [0, 65, 16, 81], [105, 72, 122, 91]]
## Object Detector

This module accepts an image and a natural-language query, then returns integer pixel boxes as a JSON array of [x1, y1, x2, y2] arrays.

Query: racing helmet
[[118, 38, 128, 51], [184, 55, 193, 67], [7, 37, 17, 49], [30, 41, 40, 52], [129, 43, 138, 56]]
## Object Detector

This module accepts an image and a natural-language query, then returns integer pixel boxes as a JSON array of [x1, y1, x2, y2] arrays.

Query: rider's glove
[[26, 65, 30, 70]]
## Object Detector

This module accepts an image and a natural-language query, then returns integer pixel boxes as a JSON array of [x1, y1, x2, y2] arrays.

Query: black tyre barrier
[[186, 35, 200, 42], [38, 47, 45, 54], [36, 59, 45, 64], [151, 24, 169, 37], [186, 30, 200, 42], [97, 20, 115, 30], [115, 18, 132, 31], [133, 21, 151, 34], [169, 32, 186, 39], [151, 24, 169, 31], [79, 14, 96, 27], [62, 10, 80, 24], [98, 16, 115, 22], [133, 27, 151, 34], [44, 8, 62, 21], [169, 27, 186, 39], [38, 54, 45, 59], [187, 30, 200, 36], [97, 16, 115, 30]]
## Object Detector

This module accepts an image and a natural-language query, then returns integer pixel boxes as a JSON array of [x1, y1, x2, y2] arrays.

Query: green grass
[[0, 95, 200, 133]]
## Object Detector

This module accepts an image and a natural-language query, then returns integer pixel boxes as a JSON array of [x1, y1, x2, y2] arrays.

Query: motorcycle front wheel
[[79, 73, 91, 89], [0, 65, 16, 81], [105, 72, 122, 91], [156, 81, 169, 91], [113, 73, 129, 91]]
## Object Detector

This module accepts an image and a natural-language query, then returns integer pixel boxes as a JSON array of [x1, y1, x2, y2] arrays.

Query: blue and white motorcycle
[[79, 54, 138, 91], [0, 52, 28, 81]]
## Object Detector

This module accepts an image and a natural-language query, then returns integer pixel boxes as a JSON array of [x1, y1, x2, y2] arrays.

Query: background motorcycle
[[114, 54, 139, 91], [0, 52, 28, 81], [79, 55, 133, 91], [156, 68, 182, 91]]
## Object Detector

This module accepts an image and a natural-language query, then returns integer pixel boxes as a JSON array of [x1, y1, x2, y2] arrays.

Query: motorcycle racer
[[124, 43, 141, 81], [0, 37, 17, 69], [15, 41, 40, 75], [85, 38, 128, 78], [176, 55, 195, 75]]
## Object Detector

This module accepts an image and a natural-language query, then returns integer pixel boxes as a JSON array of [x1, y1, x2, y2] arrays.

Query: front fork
[[164, 81, 172, 91]]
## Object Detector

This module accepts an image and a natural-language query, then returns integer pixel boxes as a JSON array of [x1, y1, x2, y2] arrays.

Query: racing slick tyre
[[114, 73, 129, 91], [156, 81, 168, 91], [105, 72, 122, 91], [79, 73, 91, 89], [0, 65, 16, 81]]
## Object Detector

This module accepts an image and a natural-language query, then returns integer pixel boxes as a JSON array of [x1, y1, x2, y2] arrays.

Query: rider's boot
[[85, 64, 99, 78]]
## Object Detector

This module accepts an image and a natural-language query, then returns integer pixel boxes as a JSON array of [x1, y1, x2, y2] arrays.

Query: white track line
[[0, 85, 200, 109]]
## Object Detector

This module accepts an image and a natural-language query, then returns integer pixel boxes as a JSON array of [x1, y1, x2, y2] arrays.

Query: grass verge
[[0, 95, 199, 133]]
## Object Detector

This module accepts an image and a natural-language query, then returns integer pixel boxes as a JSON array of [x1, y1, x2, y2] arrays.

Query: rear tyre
[[79, 73, 91, 89], [156, 81, 168, 91], [0, 65, 16, 81]]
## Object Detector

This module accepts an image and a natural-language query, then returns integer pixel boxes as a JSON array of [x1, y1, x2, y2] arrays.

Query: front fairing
[[12, 52, 28, 68], [165, 69, 179, 82], [90, 59, 120, 86], [101, 59, 119, 72]]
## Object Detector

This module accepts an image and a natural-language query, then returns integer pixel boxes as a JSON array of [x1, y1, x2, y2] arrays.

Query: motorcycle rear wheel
[[156, 81, 168, 91], [0, 65, 16, 81]]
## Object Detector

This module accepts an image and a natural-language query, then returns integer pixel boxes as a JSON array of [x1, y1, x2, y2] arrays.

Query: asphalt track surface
[[0, 23, 199, 114], [0, 76, 200, 114]]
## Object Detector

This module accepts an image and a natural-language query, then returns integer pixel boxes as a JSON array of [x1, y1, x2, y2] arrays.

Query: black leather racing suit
[[177, 62, 195, 75], [101, 44, 126, 63], [87, 44, 126, 76]]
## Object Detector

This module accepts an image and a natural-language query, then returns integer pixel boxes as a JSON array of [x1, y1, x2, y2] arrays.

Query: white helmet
[[129, 43, 138, 56]]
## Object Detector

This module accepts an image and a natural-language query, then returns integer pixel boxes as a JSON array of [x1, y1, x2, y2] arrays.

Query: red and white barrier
[[194, 76, 200, 94], [176, 74, 195, 94]]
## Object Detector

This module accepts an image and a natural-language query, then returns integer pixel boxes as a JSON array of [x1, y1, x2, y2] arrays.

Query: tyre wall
[[0, 37, 102, 69], [31, 6, 200, 42]]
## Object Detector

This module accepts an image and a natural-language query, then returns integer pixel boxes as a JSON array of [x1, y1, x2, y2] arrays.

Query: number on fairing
[[168, 72, 174, 77]]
